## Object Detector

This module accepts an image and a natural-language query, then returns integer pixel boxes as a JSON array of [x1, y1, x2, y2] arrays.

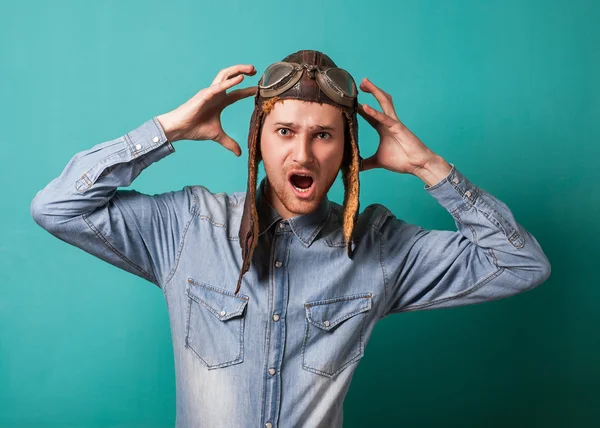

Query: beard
[[265, 167, 338, 217]]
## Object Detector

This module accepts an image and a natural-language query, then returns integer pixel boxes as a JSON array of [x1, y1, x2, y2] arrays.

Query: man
[[31, 50, 551, 428]]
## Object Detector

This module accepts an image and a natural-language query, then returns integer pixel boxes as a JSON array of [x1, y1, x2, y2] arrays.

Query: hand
[[357, 78, 438, 175], [157, 64, 258, 156]]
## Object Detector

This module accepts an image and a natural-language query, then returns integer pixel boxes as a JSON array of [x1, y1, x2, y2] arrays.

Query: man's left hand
[[357, 77, 448, 180]]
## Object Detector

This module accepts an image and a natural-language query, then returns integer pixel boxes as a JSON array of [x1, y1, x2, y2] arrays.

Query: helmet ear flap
[[341, 111, 360, 258], [236, 109, 264, 295]]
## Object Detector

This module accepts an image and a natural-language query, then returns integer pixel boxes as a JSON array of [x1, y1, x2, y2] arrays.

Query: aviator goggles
[[258, 61, 358, 107]]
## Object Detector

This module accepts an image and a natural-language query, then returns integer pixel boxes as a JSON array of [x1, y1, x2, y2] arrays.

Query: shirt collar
[[255, 177, 331, 247]]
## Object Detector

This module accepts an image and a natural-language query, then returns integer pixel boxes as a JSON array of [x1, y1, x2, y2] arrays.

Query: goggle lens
[[260, 63, 296, 89], [323, 68, 357, 98]]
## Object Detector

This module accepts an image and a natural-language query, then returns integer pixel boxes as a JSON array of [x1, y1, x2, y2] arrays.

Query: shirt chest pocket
[[185, 277, 249, 370], [302, 292, 372, 378]]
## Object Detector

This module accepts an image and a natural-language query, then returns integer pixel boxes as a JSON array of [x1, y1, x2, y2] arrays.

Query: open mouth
[[288, 172, 315, 197]]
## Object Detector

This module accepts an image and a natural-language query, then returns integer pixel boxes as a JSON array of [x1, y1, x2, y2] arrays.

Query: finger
[[225, 86, 258, 105], [212, 64, 256, 85], [209, 74, 245, 96], [359, 78, 398, 120], [358, 103, 379, 129], [214, 130, 242, 157], [362, 103, 399, 129]]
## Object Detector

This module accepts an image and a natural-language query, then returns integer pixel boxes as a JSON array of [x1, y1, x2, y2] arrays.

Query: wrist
[[156, 112, 183, 142], [413, 154, 452, 187]]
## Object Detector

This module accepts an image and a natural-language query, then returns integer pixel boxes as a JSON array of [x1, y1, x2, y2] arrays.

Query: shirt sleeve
[[377, 163, 551, 318], [30, 117, 197, 290]]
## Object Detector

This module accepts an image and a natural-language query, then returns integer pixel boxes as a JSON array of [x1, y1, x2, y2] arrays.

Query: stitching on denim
[[304, 292, 372, 307], [187, 277, 250, 300], [125, 126, 165, 160], [395, 266, 505, 313], [198, 215, 226, 228], [374, 206, 390, 230], [508, 230, 525, 249], [151, 116, 167, 140], [466, 223, 478, 244], [475, 192, 514, 240], [187, 288, 248, 319], [325, 205, 373, 247], [113, 192, 160, 282], [75, 142, 133, 194], [185, 277, 247, 368], [184, 295, 245, 369], [274, 238, 291, 415], [163, 187, 199, 295], [306, 298, 371, 330], [489, 248, 499, 268], [184, 297, 192, 348], [82, 213, 157, 284], [301, 311, 368, 377], [261, 231, 279, 423], [123, 133, 136, 157], [306, 205, 331, 246], [374, 227, 389, 321]]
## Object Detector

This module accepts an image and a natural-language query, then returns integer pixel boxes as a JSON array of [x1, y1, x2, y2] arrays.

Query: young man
[[31, 50, 551, 428]]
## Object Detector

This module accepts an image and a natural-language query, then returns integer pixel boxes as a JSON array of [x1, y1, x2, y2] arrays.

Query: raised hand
[[157, 64, 257, 156], [357, 77, 439, 175]]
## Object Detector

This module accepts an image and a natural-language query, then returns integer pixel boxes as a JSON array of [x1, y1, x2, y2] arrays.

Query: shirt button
[[135, 144, 142, 150], [220, 310, 227, 316], [152, 136, 159, 143], [266, 423, 273, 428], [268, 368, 276, 375], [465, 190, 472, 197], [323, 320, 330, 327], [279, 222, 285, 229], [275, 260, 282, 268], [452, 177, 459, 184], [272, 314, 280, 321]]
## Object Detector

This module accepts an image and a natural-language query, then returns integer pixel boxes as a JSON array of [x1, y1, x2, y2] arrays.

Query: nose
[[292, 134, 315, 165]]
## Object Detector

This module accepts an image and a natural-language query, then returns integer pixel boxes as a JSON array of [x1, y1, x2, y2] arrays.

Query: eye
[[277, 128, 292, 136], [316, 132, 330, 140]]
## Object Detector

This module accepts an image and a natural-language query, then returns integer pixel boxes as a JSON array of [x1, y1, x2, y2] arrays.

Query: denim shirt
[[31, 117, 551, 428]]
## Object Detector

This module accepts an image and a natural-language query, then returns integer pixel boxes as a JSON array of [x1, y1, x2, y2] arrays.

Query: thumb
[[214, 129, 242, 157], [360, 155, 378, 172]]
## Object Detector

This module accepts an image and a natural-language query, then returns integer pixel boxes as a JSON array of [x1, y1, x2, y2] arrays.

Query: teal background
[[1, 0, 598, 426]]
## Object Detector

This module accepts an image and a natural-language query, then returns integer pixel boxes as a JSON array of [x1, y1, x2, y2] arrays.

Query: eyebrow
[[273, 122, 337, 132]]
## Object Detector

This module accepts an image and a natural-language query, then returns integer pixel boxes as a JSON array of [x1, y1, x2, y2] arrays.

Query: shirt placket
[[262, 220, 290, 428]]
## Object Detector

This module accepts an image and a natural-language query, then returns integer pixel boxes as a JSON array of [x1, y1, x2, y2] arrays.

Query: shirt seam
[[81, 212, 158, 286], [163, 186, 200, 296], [373, 226, 389, 321], [390, 265, 506, 314], [376, 207, 504, 316]]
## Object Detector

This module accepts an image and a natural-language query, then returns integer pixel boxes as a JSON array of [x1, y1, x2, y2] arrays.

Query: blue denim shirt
[[31, 117, 551, 428]]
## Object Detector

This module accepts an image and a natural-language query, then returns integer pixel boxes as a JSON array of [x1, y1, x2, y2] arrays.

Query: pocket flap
[[305, 293, 372, 331], [186, 278, 249, 321]]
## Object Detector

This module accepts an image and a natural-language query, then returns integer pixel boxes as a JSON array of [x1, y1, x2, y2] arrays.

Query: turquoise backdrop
[[1, 0, 598, 427]]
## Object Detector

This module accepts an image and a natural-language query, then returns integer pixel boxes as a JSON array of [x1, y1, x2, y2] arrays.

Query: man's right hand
[[156, 64, 257, 157]]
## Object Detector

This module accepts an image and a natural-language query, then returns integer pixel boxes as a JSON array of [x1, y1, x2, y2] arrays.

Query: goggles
[[258, 61, 358, 107]]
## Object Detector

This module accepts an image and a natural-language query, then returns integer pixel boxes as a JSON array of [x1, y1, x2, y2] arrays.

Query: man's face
[[260, 99, 345, 219]]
